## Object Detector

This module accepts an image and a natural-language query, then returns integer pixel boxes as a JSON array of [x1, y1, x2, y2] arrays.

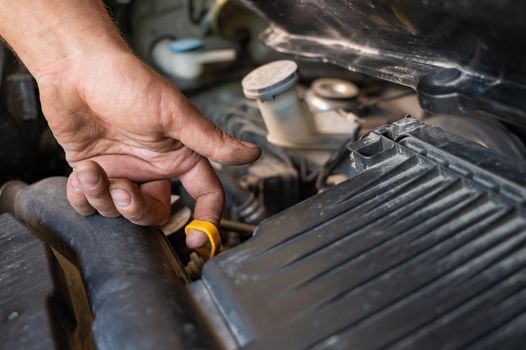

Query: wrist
[[0, 0, 130, 81], [31, 26, 130, 82]]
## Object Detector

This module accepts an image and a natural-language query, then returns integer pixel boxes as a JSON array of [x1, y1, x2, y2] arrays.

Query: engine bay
[[1, 1, 526, 349]]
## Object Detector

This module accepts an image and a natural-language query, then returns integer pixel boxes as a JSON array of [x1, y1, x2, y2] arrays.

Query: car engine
[[1, 1, 526, 349]]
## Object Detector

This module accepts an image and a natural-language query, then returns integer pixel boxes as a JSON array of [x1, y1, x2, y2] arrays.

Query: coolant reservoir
[[242, 60, 316, 147], [242, 60, 360, 150]]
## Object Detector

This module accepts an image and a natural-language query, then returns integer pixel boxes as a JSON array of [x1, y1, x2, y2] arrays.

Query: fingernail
[[110, 188, 131, 208], [240, 141, 260, 149], [70, 175, 81, 192], [76, 169, 99, 188], [186, 229, 209, 248]]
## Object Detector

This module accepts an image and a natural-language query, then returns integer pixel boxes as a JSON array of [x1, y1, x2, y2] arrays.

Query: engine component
[[211, 99, 306, 217], [424, 114, 526, 161], [219, 171, 266, 224], [6, 72, 39, 122], [152, 38, 238, 80], [241, 60, 312, 146], [242, 60, 360, 149], [4, 1, 526, 348], [0, 214, 66, 350], [185, 252, 205, 280], [0, 178, 218, 350], [131, 0, 208, 62], [194, 118, 526, 349], [242, 0, 526, 127], [305, 78, 359, 113], [132, 0, 274, 92], [0, 108, 28, 183], [185, 219, 221, 259], [0, 60, 68, 182], [160, 195, 192, 236]]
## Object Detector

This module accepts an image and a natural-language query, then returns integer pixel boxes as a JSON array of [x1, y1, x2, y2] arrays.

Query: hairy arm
[[0, 1, 126, 77]]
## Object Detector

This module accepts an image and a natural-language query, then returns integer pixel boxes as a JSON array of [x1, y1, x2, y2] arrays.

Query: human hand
[[35, 49, 260, 248]]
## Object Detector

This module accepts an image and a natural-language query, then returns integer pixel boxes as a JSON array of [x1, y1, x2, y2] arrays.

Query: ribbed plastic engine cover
[[201, 118, 526, 350]]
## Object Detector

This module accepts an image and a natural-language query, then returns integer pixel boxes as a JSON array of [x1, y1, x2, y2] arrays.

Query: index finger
[[178, 157, 224, 248]]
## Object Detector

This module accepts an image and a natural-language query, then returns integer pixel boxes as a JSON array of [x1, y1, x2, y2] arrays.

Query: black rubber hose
[[6, 177, 217, 350]]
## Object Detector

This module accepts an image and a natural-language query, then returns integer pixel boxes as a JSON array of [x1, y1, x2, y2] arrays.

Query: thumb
[[165, 95, 261, 165]]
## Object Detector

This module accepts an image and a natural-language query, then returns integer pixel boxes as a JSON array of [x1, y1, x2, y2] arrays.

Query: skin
[[0, 1, 260, 248]]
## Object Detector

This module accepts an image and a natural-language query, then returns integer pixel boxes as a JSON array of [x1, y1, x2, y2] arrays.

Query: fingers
[[109, 178, 171, 226], [164, 95, 261, 165], [67, 160, 171, 226], [67, 150, 223, 247], [179, 157, 224, 249], [67, 173, 96, 215], [71, 161, 120, 217], [80, 154, 162, 182]]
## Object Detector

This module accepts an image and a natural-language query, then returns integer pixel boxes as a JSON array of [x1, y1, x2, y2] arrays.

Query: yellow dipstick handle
[[184, 220, 221, 259]]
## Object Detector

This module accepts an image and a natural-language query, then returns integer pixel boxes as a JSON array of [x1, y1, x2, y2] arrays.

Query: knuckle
[[198, 188, 224, 202], [98, 208, 120, 218], [124, 206, 145, 223], [85, 185, 107, 199], [157, 162, 177, 177], [177, 151, 201, 174], [66, 191, 82, 206], [198, 215, 218, 223], [74, 204, 96, 216], [67, 194, 93, 216], [89, 196, 111, 208], [209, 127, 226, 159], [88, 197, 118, 216], [155, 209, 171, 226], [155, 148, 199, 177]]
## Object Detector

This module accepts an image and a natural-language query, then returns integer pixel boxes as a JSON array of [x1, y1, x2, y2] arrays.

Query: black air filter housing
[[199, 118, 526, 350]]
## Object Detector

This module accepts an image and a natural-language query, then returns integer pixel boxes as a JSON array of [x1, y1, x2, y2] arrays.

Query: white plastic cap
[[242, 60, 299, 101]]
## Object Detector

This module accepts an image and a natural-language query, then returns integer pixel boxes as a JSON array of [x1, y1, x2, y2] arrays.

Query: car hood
[[242, 0, 526, 126]]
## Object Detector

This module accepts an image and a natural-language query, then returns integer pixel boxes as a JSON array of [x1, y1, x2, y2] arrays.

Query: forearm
[[0, 0, 129, 78]]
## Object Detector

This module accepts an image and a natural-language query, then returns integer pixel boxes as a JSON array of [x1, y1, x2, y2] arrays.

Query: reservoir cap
[[242, 60, 298, 101]]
